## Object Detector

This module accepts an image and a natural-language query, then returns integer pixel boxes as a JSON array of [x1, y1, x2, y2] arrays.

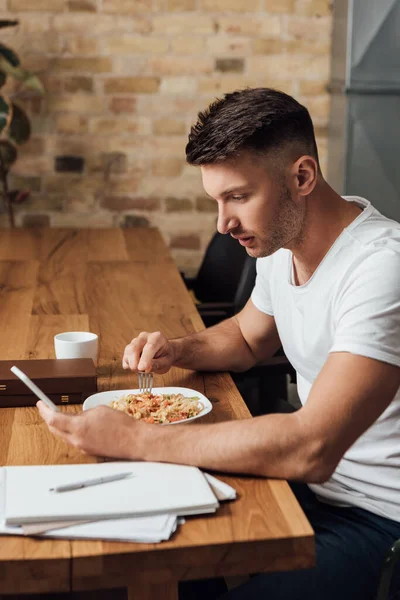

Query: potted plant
[[0, 19, 44, 227]]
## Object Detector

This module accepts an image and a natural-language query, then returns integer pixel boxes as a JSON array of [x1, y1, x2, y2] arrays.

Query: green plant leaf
[[0, 57, 44, 94], [0, 140, 17, 170], [0, 44, 20, 67], [9, 103, 30, 145], [0, 20, 18, 30], [0, 94, 12, 135]]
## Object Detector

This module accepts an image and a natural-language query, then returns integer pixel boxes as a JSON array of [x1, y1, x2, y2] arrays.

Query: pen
[[49, 471, 133, 493], [10, 366, 60, 412]]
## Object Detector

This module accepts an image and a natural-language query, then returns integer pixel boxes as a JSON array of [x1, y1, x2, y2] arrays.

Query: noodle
[[110, 391, 204, 424]]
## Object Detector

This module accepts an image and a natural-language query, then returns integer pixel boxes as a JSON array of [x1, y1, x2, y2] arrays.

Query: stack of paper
[[0, 463, 236, 543]]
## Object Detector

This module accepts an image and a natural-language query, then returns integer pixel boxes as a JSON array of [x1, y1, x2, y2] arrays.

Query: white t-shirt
[[251, 196, 400, 523]]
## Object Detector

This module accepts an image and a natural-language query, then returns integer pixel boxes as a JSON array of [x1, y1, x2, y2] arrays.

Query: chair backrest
[[193, 232, 250, 303], [233, 255, 257, 312]]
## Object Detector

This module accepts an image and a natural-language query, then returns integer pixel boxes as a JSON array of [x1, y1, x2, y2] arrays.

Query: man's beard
[[250, 186, 306, 258]]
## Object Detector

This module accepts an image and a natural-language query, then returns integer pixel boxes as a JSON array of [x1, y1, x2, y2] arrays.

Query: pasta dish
[[110, 391, 204, 424]]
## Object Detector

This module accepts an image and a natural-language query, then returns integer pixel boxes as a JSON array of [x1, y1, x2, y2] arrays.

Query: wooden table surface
[[0, 228, 314, 599]]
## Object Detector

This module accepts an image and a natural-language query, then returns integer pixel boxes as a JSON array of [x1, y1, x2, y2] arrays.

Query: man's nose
[[217, 208, 238, 235]]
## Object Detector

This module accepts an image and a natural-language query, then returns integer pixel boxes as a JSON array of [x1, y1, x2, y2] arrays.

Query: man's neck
[[290, 184, 363, 286]]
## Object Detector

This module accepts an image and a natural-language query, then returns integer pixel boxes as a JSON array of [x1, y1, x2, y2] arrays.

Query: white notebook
[[4, 462, 220, 526]]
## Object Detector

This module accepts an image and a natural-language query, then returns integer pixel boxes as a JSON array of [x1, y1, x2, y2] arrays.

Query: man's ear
[[292, 156, 318, 196]]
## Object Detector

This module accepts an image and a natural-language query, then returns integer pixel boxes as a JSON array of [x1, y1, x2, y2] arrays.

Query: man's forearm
[[134, 412, 326, 483], [170, 317, 256, 372]]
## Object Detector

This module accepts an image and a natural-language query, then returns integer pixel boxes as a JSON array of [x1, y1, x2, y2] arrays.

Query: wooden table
[[0, 228, 314, 599]]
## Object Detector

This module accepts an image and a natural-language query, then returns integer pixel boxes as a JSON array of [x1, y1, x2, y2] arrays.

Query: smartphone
[[10, 366, 60, 412]]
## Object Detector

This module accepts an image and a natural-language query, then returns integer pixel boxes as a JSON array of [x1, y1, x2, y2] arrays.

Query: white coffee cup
[[54, 332, 98, 363]]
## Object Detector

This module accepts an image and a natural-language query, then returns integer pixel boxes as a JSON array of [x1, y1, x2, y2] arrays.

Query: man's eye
[[232, 195, 246, 201]]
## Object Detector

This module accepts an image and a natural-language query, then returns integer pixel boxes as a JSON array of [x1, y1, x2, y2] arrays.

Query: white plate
[[82, 386, 212, 425]]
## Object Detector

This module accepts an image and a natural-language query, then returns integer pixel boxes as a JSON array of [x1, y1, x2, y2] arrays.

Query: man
[[38, 88, 400, 600]]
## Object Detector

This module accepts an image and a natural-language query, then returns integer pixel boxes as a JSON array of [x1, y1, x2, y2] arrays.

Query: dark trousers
[[179, 482, 400, 600]]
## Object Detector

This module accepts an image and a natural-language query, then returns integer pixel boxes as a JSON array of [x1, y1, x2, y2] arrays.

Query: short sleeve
[[330, 249, 400, 367], [251, 257, 274, 316]]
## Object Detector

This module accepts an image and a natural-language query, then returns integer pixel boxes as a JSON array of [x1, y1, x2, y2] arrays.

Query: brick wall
[[0, 0, 332, 275]]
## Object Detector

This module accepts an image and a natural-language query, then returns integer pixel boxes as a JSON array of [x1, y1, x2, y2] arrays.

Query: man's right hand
[[122, 331, 176, 374]]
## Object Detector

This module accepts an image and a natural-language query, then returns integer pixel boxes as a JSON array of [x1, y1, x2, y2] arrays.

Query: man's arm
[[39, 352, 400, 483], [124, 299, 282, 374], [138, 352, 400, 482]]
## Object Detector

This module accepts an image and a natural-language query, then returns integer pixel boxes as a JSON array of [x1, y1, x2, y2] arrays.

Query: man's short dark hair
[[186, 87, 320, 168]]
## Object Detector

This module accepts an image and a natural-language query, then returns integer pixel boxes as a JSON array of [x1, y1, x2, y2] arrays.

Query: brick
[[150, 56, 213, 76], [89, 117, 151, 135], [64, 76, 94, 93], [299, 80, 328, 95], [110, 179, 139, 195], [23, 194, 64, 211], [55, 155, 85, 173], [44, 174, 96, 194], [159, 77, 197, 95], [105, 36, 169, 55], [218, 16, 262, 35], [248, 54, 330, 80], [56, 114, 88, 134], [153, 119, 186, 135], [198, 76, 252, 94], [152, 158, 184, 177], [9, 175, 41, 193], [196, 196, 217, 213], [170, 37, 205, 55], [136, 94, 198, 115], [21, 55, 50, 72], [48, 95, 105, 113], [9, 0, 64, 10], [53, 13, 150, 34], [100, 153, 128, 175], [152, 14, 215, 35], [101, 196, 160, 211], [168, 0, 195, 9], [18, 137, 46, 156], [200, 0, 261, 10], [39, 75, 63, 94], [67, 0, 96, 10], [288, 38, 330, 53], [52, 58, 112, 73], [112, 56, 148, 75], [122, 215, 150, 228], [265, 0, 295, 12], [170, 234, 200, 250], [165, 198, 192, 212], [286, 15, 331, 41], [104, 77, 160, 94], [9, 31, 61, 54], [252, 39, 286, 54], [64, 36, 98, 55], [23, 214, 50, 228], [103, 0, 152, 12], [295, 0, 332, 16], [215, 58, 244, 73], [13, 157, 52, 175], [207, 37, 250, 56], [108, 97, 137, 114]]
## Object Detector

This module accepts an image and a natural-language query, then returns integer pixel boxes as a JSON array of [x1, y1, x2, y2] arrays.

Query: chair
[[376, 538, 400, 600]]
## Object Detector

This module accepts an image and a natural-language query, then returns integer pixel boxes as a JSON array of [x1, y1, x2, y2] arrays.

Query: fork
[[137, 371, 153, 394]]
